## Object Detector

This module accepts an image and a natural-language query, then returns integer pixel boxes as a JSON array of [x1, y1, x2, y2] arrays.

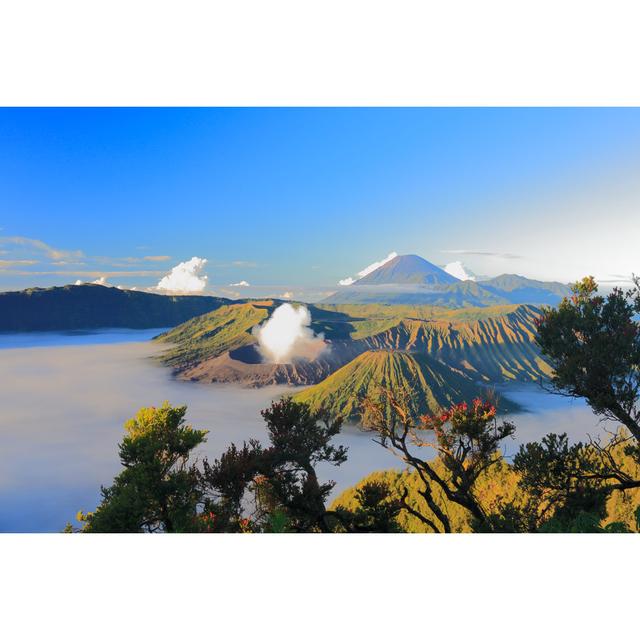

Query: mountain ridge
[[156, 300, 551, 388], [0, 283, 232, 331], [324, 254, 571, 307]]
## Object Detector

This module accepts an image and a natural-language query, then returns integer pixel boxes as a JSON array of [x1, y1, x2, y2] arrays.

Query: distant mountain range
[[0, 284, 229, 331], [0, 254, 571, 334], [480, 274, 572, 305], [324, 254, 571, 306]]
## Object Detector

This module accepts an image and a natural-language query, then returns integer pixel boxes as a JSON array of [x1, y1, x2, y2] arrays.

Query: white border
[[1, 1, 640, 106], [1, 533, 638, 638]]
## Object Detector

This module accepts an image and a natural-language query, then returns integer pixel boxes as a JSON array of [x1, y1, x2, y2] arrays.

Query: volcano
[[292, 350, 498, 422], [356, 254, 459, 286]]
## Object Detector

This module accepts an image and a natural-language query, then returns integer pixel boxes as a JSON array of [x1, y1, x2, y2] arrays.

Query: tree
[[199, 397, 351, 532], [363, 390, 515, 532], [79, 403, 206, 533], [523, 276, 640, 517], [536, 276, 640, 441], [332, 481, 403, 533], [501, 429, 640, 532], [198, 440, 266, 533], [509, 433, 612, 531], [257, 398, 348, 532]]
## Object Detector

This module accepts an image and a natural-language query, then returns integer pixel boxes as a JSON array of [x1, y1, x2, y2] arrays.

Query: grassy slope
[[154, 300, 273, 369], [319, 303, 551, 382], [314, 302, 536, 328], [155, 300, 551, 387], [293, 349, 518, 421]]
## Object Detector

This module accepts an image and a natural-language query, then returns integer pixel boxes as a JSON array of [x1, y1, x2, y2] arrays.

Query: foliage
[[333, 481, 403, 533], [536, 276, 640, 441], [509, 433, 610, 531], [520, 276, 640, 529], [331, 461, 523, 533], [332, 448, 640, 533], [362, 391, 516, 532], [79, 402, 207, 532], [505, 428, 640, 531], [197, 440, 266, 532], [197, 397, 353, 532]]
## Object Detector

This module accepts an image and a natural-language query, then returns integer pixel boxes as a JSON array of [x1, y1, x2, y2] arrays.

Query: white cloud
[[156, 257, 208, 294], [444, 261, 476, 281], [281, 291, 294, 299], [229, 280, 250, 287], [338, 251, 398, 285], [253, 303, 327, 364]]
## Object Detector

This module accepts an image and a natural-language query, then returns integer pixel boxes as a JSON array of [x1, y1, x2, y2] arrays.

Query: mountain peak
[[356, 254, 459, 286]]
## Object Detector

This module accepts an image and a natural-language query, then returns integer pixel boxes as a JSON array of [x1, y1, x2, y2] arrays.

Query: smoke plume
[[254, 303, 327, 364]]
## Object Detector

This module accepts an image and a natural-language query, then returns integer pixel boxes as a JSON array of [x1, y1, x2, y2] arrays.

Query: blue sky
[[1, 108, 639, 297]]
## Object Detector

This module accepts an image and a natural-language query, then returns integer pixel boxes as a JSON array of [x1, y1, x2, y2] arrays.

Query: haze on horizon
[[1, 108, 639, 297]]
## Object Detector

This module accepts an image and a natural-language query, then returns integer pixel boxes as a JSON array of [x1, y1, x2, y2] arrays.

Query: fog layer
[[0, 333, 601, 532]]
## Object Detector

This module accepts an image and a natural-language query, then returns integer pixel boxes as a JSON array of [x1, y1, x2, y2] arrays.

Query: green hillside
[[293, 350, 517, 422], [154, 300, 273, 369], [314, 302, 552, 383], [345, 304, 552, 382]]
